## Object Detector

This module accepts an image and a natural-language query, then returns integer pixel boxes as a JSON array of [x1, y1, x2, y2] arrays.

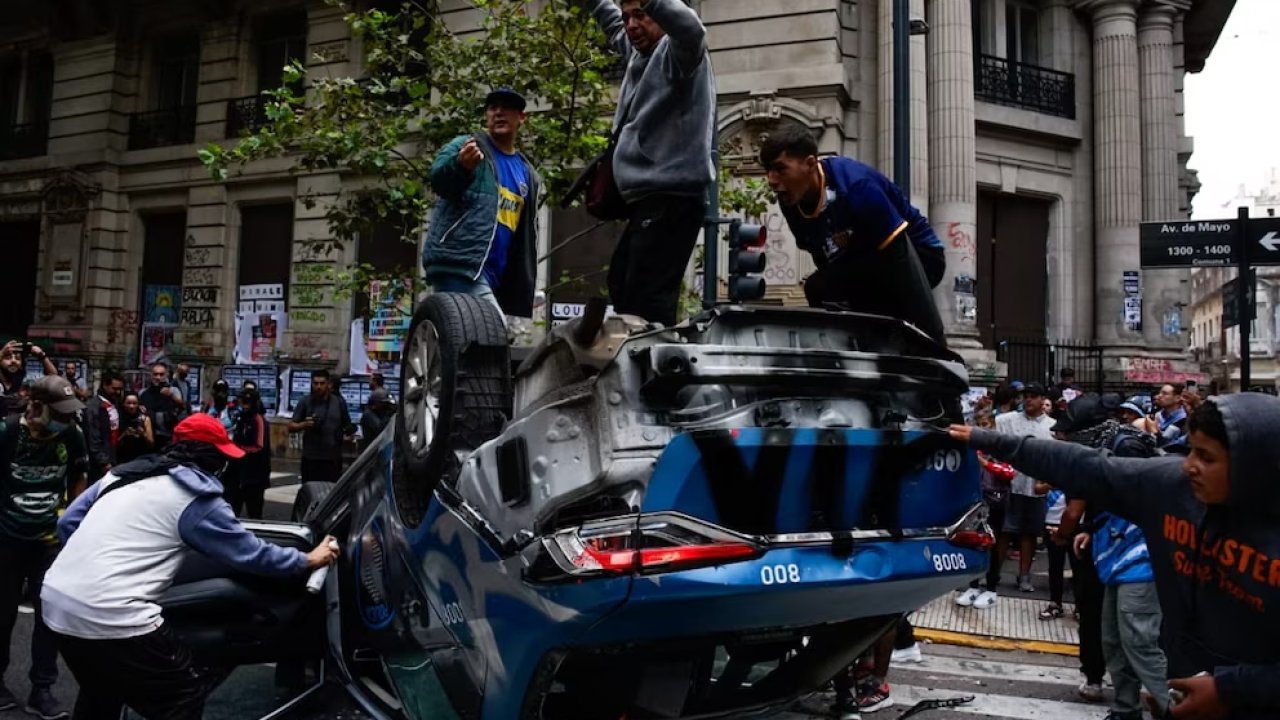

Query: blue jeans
[[428, 275, 504, 318]]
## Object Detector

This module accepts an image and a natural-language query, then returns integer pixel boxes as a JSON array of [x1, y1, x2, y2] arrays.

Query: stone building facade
[[0, 0, 1233, 392]]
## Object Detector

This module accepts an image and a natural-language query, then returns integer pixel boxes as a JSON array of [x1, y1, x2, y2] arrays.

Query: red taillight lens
[[583, 542, 760, 574], [948, 529, 995, 551], [947, 502, 995, 551], [549, 514, 763, 577]]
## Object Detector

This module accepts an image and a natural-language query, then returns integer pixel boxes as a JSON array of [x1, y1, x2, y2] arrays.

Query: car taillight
[[947, 502, 995, 552], [546, 513, 763, 577]]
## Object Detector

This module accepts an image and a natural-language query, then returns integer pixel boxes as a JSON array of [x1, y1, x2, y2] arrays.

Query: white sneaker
[[891, 643, 923, 664], [973, 589, 998, 609], [955, 587, 982, 607]]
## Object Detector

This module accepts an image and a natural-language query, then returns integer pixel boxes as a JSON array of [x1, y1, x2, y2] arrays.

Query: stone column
[[925, 0, 979, 349], [1139, 2, 1187, 350], [1045, 0, 1094, 341], [1078, 0, 1143, 347]]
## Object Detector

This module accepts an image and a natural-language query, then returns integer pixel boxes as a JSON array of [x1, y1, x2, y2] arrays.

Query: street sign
[[1141, 216, 1280, 268], [1139, 220, 1237, 268], [1222, 270, 1257, 330], [1249, 216, 1280, 263]]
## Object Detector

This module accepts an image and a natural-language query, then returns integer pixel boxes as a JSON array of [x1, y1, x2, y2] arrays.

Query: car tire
[[396, 292, 511, 504], [291, 480, 336, 524]]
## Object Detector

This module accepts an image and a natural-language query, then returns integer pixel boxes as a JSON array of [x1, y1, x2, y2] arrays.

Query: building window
[[228, 10, 308, 137], [238, 203, 294, 301], [129, 35, 200, 150], [0, 51, 52, 160], [1005, 2, 1041, 66]]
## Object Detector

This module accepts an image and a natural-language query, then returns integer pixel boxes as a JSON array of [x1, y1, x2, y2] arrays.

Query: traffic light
[[728, 220, 767, 302]]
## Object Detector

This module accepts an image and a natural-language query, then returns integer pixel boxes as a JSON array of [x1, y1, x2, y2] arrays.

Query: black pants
[[803, 234, 947, 345], [1047, 533, 1068, 605], [607, 193, 705, 327], [917, 244, 946, 289], [0, 540, 59, 689], [300, 457, 342, 486], [1070, 548, 1106, 685], [225, 484, 266, 519], [57, 624, 226, 720]]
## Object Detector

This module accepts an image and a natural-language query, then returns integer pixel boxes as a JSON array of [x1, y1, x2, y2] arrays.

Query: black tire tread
[[394, 292, 512, 528]]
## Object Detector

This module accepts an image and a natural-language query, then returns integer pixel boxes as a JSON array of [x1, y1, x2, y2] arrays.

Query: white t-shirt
[[994, 410, 1055, 496]]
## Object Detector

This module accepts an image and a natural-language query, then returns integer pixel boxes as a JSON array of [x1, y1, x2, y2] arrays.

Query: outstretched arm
[[950, 425, 1180, 526]]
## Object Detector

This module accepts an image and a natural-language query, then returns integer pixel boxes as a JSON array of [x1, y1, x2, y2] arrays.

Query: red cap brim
[[214, 440, 246, 460]]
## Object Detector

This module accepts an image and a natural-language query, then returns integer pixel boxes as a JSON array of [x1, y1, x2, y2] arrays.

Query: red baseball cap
[[173, 413, 245, 459]]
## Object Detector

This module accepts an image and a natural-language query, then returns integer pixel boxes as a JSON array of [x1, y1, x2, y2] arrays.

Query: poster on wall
[[366, 279, 413, 358], [140, 324, 174, 366], [281, 367, 315, 418], [234, 312, 287, 365], [1123, 270, 1142, 333], [220, 365, 281, 415], [185, 364, 203, 411], [143, 285, 181, 325]]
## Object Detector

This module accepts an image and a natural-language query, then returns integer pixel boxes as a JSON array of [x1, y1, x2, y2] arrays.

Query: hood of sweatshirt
[[1214, 393, 1280, 519]]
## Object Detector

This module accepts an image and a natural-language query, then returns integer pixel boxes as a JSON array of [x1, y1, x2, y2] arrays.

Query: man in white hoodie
[[40, 413, 338, 719]]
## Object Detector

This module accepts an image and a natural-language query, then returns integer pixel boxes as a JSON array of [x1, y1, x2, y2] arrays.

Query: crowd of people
[[946, 378, 1278, 720], [0, 340, 374, 717]]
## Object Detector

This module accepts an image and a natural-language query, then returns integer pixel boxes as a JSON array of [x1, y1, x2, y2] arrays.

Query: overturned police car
[[159, 293, 989, 720]]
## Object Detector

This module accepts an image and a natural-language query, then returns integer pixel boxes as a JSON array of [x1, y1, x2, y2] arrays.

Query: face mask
[[46, 419, 68, 435]]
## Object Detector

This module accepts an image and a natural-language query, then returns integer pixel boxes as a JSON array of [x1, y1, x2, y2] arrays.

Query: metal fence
[[975, 54, 1076, 120], [997, 338, 1103, 393]]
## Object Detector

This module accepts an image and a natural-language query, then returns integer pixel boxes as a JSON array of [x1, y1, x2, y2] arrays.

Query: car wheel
[[291, 480, 336, 524], [396, 292, 511, 501]]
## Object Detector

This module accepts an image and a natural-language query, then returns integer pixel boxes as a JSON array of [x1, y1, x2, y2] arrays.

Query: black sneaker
[[0, 683, 16, 711], [831, 693, 862, 720], [25, 686, 69, 720]]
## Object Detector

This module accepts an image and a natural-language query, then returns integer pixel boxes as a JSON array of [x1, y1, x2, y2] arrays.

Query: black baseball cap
[[1052, 393, 1108, 435], [1022, 382, 1047, 398], [484, 88, 526, 111]]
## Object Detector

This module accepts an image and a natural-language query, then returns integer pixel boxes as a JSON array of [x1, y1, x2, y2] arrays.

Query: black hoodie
[[970, 393, 1280, 719]]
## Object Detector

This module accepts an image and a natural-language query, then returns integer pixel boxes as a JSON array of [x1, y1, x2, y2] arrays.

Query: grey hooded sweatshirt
[[586, 0, 715, 201], [969, 393, 1280, 719]]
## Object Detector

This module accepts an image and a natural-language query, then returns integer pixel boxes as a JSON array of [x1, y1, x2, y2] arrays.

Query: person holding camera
[[287, 370, 353, 486], [1, 341, 56, 414], [115, 391, 155, 465], [140, 363, 187, 448]]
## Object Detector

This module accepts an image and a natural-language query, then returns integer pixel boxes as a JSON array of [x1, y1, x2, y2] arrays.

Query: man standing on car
[[580, 0, 715, 327], [992, 383, 1054, 594], [423, 88, 540, 320], [760, 122, 947, 343], [287, 370, 354, 486], [41, 413, 339, 720], [0, 376, 88, 719]]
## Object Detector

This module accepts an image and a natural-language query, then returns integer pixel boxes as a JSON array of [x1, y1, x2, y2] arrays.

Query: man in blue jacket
[[951, 393, 1280, 720], [760, 122, 947, 343], [582, 0, 715, 327], [423, 88, 541, 320]]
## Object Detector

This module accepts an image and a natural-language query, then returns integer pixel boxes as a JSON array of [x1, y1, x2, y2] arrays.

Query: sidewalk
[[912, 549, 1082, 656]]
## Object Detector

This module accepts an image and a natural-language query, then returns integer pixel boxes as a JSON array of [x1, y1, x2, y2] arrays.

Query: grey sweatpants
[[1102, 581, 1169, 715]]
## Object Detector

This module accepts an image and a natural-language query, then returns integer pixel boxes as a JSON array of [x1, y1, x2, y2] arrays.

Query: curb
[[914, 628, 1079, 657]]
